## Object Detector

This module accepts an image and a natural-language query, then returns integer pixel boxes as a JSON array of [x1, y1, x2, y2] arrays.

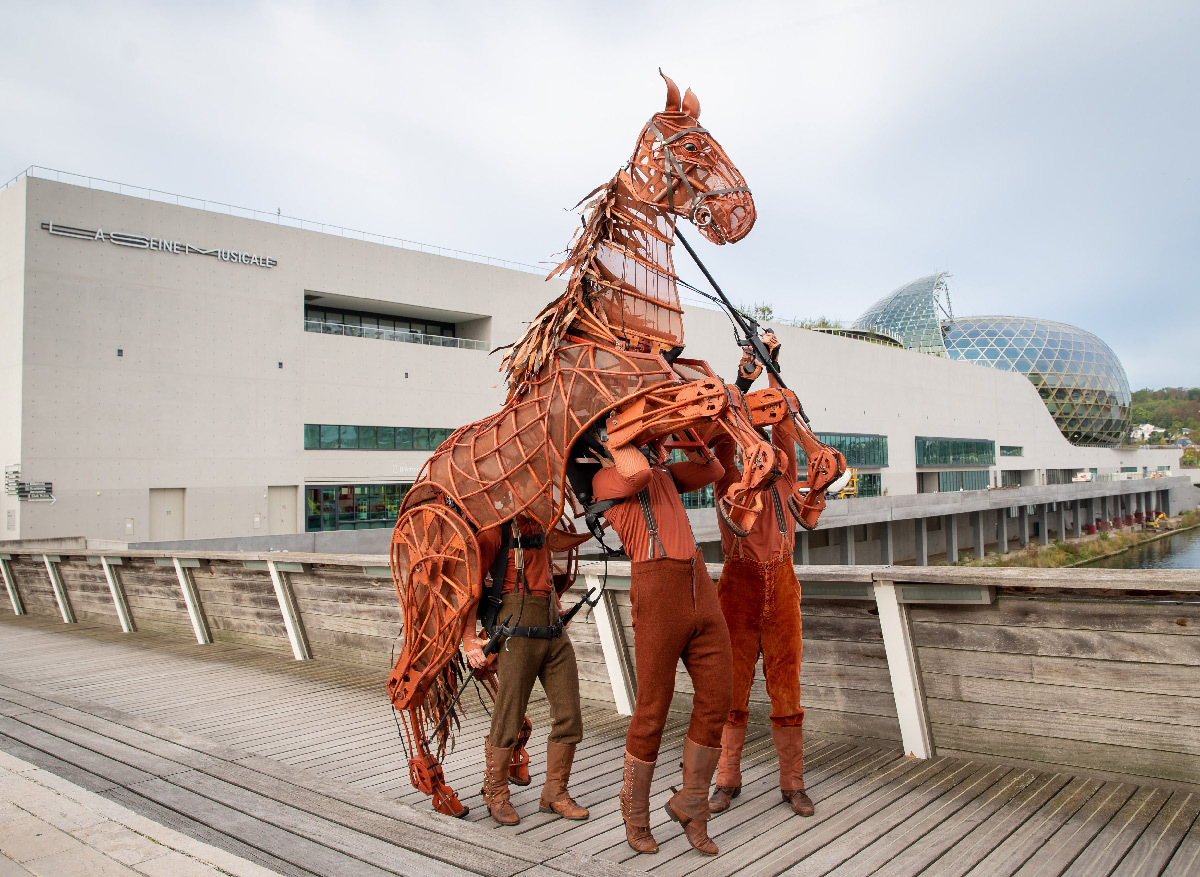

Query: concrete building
[[1, 169, 1192, 561]]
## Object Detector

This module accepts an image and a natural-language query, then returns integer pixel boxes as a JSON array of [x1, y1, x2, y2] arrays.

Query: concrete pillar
[[1072, 500, 1083, 538], [914, 518, 928, 566], [840, 526, 856, 565], [1039, 504, 1050, 546], [972, 510, 985, 560], [998, 508, 1010, 554], [881, 520, 894, 565], [1058, 503, 1068, 540], [798, 531, 810, 565], [1019, 506, 1030, 547], [1135, 493, 1143, 515], [945, 515, 959, 564], [1162, 489, 1172, 517]]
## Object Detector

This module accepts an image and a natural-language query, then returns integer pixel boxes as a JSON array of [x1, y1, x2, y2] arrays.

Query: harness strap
[[636, 488, 666, 560]]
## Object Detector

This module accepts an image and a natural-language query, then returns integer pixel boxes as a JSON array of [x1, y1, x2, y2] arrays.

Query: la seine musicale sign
[[40, 221, 277, 268]]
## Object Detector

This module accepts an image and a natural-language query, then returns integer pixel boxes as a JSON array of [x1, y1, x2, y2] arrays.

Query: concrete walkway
[[0, 748, 280, 876]]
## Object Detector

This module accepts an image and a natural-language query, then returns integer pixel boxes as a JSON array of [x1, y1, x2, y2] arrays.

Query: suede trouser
[[490, 594, 583, 749], [718, 554, 805, 729], [626, 551, 733, 762]]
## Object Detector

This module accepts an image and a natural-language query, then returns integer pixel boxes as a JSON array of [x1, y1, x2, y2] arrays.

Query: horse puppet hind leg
[[387, 502, 482, 817]]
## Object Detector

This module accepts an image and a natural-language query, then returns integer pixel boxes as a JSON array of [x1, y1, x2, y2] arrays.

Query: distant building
[[0, 170, 1187, 550], [853, 273, 1133, 448], [1131, 424, 1162, 442]]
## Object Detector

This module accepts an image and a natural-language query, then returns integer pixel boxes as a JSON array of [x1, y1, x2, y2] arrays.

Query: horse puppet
[[387, 72, 847, 817]]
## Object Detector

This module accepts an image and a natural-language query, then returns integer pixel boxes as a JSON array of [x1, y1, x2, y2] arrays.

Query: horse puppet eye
[[683, 142, 698, 152]]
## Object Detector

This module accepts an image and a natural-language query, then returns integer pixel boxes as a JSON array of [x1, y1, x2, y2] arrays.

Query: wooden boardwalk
[[0, 613, 1197, 876]]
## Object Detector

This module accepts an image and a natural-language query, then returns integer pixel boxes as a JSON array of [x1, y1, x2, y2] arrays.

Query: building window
[[304, 305, 487, 350], [857, 473, 882, 497], [915, 437, 996, 467], [796, 433, 889, 468], [304, 424, 455, 450], [1000, 445, 1024, 457], [681, 484, 714, 509], [1045, 469, 1076, 485], [1001, 470, 1022, 488], [305, 483, 410, 531], [937, 470, 990, 492]]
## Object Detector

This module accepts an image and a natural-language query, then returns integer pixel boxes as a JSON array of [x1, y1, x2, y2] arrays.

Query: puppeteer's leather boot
[[619, 751, 658, 854], [710, 724, 747, 814], [539, 741, 589, 820], [665, 737, 722, 855], [772, 724, 814, 817], [480, 737, 520, 826]]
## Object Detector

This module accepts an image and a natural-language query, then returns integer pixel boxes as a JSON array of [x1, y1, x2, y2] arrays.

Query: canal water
[[1083, 526, 1200, 570]]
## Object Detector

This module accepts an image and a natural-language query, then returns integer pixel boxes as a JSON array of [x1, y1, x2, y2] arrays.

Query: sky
[[2, 0, 1196, 389]]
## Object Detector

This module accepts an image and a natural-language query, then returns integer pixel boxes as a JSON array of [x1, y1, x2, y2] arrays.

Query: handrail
[[2, 545, 1195, 592], [302, 320, 489, 351]]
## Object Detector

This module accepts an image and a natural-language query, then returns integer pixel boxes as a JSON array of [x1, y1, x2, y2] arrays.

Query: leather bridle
[[645, 121, 751, 241]]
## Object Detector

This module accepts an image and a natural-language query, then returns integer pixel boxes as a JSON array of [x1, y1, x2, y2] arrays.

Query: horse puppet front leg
[[602, 370, 779, 536], [741, 387, 848, 530]]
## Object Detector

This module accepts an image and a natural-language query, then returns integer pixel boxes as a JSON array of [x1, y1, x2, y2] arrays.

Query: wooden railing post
[[587, 573, 635, 716], [0, 556, 24, 615], [43, 555, 75, 624], [872, 578, 932, 759]]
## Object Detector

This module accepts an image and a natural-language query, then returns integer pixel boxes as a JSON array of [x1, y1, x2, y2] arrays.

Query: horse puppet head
[[624, 70, 757, 245]]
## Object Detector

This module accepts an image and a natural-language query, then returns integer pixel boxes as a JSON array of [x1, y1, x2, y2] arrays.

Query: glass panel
[[304, 424, 320, 450], [396, 427, 413, 450], [412, 428, 430, 450], [376, 426, 395, 449], [320, 424, 340, 449], [340, 425, 358, 449], [359, 426, 376, 449]]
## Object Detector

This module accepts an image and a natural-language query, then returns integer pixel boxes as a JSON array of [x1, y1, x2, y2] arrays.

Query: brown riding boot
[[619, 751, 658, 854], [772, 724, 815, 817], [481, 738, 520, 826], [665, 738, 722, 855], [539, 741, 589, 820], [710, 724, 746, 814]]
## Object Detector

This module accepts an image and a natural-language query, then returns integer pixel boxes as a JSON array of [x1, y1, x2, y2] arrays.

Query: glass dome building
[[852, 276, 1132, 447]]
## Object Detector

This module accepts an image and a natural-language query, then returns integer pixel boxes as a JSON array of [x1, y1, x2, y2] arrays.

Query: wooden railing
[[1, 547, 1196, 791]]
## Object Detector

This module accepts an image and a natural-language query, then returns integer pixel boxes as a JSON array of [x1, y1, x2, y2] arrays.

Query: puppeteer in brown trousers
[[462, 518, 588, 826], [709, 334, 814, 818], [592, 444, 733, 856]]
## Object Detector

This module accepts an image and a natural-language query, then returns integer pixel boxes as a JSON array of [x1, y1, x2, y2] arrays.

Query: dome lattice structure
[[852, 277, 1132, 448], [852, 273, 952, 356]]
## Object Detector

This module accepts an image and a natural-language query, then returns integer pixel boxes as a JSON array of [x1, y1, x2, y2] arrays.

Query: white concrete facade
[[0, 175, 1184, 544]]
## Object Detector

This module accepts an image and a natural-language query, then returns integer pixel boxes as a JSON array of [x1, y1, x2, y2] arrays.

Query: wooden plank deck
[[1, 613, 1197, 876]]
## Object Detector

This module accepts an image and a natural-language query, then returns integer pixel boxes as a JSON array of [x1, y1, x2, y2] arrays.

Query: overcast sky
[[2, 0, 1196, 389]]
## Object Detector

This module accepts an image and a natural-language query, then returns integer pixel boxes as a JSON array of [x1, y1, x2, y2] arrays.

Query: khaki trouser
[[490, 593, 583, 749]]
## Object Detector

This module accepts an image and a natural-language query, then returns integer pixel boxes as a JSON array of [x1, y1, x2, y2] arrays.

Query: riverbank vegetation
[[962, 508, 1200, 568]]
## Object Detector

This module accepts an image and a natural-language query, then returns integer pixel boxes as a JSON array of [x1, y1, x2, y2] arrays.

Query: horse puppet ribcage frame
[[387, 71, 846, 817]]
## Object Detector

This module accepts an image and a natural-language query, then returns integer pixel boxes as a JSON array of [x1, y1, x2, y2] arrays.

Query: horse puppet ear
[[681, 87, 700, 119], [659, 68, 682, 112]]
